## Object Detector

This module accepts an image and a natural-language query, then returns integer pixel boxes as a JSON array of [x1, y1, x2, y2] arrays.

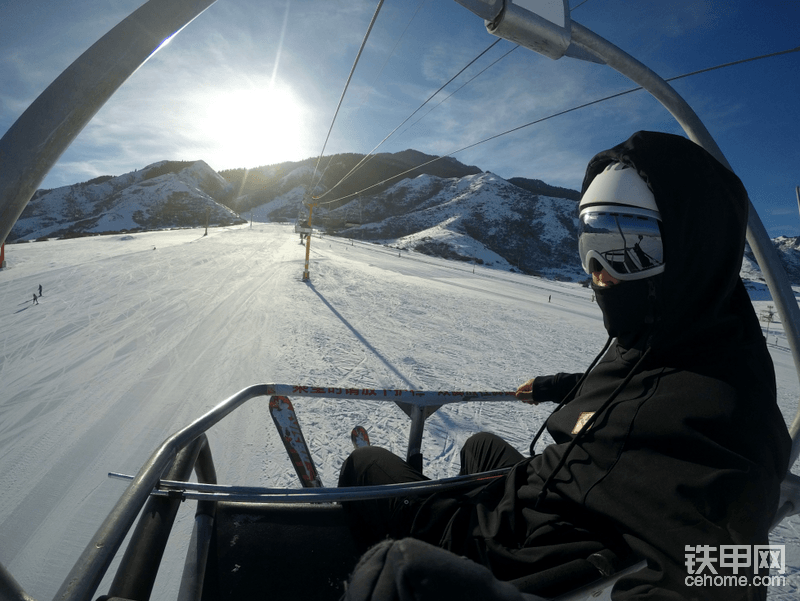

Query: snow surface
[[0, 224, 798, 599]]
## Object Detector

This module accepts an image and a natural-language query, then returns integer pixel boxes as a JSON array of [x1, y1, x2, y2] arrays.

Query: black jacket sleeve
[[530, 372, 582, 403]]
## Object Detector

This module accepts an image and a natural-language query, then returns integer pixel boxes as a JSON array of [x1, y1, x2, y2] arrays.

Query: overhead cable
[[313, 38, 504, 203], [384, 0, 588, 145], [308, 0, 607, 202], [570, 0, 594, 10], [355, 0, 428, 115], [396, 44, 519, 141], [311, 0, 428, 194], [661, 45, 800, 83], [310, 0, 385, 194], [318, 44, 800, 206]]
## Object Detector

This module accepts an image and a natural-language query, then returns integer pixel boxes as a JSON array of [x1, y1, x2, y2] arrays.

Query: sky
[[1, 0, 798, 236]]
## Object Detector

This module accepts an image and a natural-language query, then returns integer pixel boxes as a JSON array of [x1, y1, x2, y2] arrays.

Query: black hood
[[581, 131, 761, 359]]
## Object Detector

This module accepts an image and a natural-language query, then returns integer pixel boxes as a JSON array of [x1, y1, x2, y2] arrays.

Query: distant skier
[[38, 284, 42, 297], [32, 293, 38, 305]]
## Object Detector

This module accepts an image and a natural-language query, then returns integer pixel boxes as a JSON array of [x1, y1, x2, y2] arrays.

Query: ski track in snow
[[0, 224, 797, 599]]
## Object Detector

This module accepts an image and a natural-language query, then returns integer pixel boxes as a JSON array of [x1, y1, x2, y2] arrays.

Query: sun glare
[[199, 83, 308, 168]]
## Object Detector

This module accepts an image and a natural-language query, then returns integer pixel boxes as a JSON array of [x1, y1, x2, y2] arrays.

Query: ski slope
[[0, 223, 798, 599]]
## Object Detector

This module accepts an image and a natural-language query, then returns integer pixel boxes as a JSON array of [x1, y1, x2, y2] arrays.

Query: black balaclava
[[592, 276, 657, 344], [580, 131, 760, 361]]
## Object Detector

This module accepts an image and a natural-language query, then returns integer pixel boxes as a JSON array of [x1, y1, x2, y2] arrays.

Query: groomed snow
[[0, 224, 797, 599]]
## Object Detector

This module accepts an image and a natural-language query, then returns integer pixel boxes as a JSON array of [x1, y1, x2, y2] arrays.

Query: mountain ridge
[[11, 160, 244, 241], [7, 150, 800, 287]]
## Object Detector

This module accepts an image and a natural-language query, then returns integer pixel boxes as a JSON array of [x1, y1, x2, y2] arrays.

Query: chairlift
[[0, 1, 798, 600], [294, 220, 312, 234]]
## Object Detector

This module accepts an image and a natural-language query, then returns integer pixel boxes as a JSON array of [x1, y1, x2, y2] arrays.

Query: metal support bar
[[0, 562, 36, 601], [486, 0, 571, 60], [268, 384, 515, 406], [106, 435, 211, 601], [0, 0, 217, 247], [177, 514, 214, 601], [61, 384, 499, 600], [796, 186, 800, 218], [110, 467, 510, 503], [407, 404, 426, 472], [178, 438, 218, 601], [54, 384, 273, 601]]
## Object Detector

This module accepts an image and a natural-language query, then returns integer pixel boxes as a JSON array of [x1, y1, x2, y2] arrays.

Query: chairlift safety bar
[[53, 384, 516, 601], [107, 467, 510, 503]]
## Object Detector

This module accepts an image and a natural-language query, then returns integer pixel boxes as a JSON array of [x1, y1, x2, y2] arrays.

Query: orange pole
[[302, 205, 314, 281]]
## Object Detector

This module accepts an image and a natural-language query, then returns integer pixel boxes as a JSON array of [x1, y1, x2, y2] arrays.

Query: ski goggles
[[578, 206, 665, 281]]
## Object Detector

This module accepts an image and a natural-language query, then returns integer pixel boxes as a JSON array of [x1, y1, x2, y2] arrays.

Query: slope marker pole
[[302, 203, 314, 281]]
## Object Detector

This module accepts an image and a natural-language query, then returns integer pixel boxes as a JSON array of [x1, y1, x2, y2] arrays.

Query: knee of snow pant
[[459, 432, 525, 476], [342, 538, 544, 601], [339, 447, 427, 488], [338, 447, 429, 551]]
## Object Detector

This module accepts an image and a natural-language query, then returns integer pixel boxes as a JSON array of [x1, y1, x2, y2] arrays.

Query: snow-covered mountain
[[8, 151, 800, 287], [241, 157, 800, 285], [320, 172, 583, 279], [9, 160, 245, 241], [235, 152, 583, 278], [223, 149, 484, 217], [767, 237, 800, 284]]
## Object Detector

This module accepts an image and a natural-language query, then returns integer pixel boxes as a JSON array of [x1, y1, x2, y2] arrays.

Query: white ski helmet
[[578, 163, 665, 280]]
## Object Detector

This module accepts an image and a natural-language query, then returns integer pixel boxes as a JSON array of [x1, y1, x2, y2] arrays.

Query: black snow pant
[[341, 538, 547, 601], [337, 432, 523, 550], [339, 434, 550, 601]]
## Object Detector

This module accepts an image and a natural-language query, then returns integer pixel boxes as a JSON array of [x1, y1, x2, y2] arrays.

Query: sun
[[198, 83, 309, 168]]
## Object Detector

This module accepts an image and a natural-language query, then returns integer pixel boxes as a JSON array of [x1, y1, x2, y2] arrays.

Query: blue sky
[[1, 0, 798, 236]]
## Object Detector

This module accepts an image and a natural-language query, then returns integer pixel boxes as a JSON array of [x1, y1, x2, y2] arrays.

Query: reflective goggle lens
[[579, 211, 664, 280]]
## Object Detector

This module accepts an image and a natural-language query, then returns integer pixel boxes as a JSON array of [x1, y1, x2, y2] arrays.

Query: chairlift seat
[[201, 501, 361, 601], [197, 498, 648, 601]]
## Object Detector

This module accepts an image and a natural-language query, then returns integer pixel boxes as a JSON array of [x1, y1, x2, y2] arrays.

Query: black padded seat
[[202, 501, 361, 601]]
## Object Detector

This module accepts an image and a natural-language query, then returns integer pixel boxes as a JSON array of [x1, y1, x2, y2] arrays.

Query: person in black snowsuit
[[338, 131, 791, 601]]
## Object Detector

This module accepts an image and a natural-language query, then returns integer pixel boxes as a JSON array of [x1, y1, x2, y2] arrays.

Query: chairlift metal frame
[[0, 0, 798, 599]]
